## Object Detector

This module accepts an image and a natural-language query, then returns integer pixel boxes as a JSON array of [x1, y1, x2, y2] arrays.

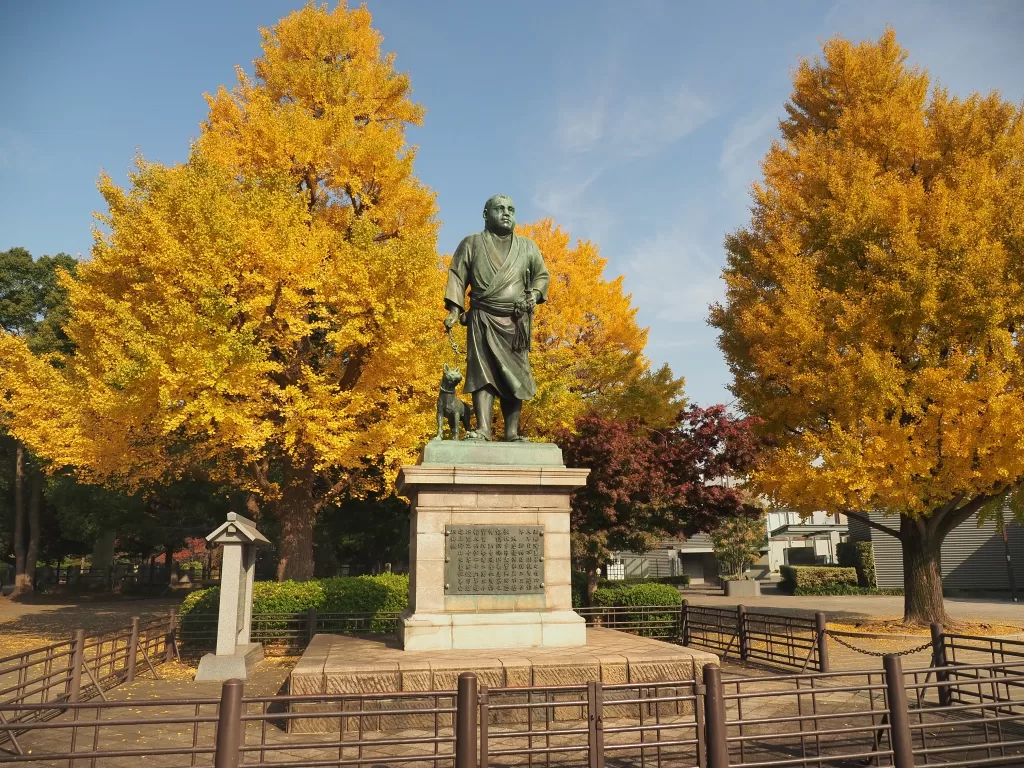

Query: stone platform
[[290, 628, 718, 694]]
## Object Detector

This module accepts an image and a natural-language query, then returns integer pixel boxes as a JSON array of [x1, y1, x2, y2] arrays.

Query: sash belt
[[470, 296, 533, 353]]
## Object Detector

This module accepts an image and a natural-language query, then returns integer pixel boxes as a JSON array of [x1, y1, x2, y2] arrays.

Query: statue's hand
[[524, 290, 539, 311], [443, 308, 460, 331]]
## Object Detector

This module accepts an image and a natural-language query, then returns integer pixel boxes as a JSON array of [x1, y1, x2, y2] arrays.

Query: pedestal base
[[194, 642, 263, 681], [292, 628, 716, 693], [400, 608, 586, 650]]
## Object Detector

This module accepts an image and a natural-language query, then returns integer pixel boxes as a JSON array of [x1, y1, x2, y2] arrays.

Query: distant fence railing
[[1, 652, 1021, 767], [178, 601, 1024, 679]]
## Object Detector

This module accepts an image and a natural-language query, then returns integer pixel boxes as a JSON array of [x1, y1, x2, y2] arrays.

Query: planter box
[[724, 580, 761, 597]]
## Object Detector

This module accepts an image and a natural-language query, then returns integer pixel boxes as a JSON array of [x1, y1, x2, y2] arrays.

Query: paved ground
[[682, 588, 1024, 623], [0, 595, 181, 638]]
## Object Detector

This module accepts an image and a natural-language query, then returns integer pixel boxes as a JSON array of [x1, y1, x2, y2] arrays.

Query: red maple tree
[[559, 406, 762, 602]]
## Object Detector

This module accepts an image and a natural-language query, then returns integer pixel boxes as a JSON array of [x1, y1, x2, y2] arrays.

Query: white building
[[766, 510, 847, 572]]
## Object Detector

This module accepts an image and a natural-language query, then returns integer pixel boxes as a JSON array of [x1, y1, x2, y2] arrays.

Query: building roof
[[770, 523, 848, 538]]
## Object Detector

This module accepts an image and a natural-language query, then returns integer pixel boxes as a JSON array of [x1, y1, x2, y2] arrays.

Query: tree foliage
[[516, 220, 684, 436], [711, 512, 767, 578], [709, 29, 1024, 623], [0, 3, 442, 580], [559, 406, 760, 600]]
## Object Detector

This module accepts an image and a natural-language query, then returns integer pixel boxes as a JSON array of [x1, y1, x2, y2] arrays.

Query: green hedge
[[589, 582, 682, 607], [180, 573, 408, 618], [779, 565, 857, 595], [836, 541, 877, 587], [572, 572, 690, 607], [798, 585, 904, 596]]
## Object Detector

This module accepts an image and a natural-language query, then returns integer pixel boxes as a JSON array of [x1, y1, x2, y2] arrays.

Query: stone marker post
[[195, 512, 270, 681]]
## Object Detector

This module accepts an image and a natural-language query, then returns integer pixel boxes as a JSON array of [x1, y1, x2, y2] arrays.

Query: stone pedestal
[[398, 441, 589, 651]]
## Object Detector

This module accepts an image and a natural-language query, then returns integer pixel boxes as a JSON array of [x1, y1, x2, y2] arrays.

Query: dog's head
[[442, 363, 463, 386]]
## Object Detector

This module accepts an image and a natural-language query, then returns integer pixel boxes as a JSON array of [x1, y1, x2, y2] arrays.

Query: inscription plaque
[[444, 525, 544, 595]]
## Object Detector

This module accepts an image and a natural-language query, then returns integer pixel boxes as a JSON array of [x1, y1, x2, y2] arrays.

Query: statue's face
[[483, 196, 515, 235]]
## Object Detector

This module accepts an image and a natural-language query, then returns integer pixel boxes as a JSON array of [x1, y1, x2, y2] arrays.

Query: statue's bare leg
[[470, 387, 497, 440], [501, 397, 524, 442]]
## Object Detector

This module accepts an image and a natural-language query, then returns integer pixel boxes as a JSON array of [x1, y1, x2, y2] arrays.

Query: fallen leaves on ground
[[0, 634, 63, 657], [829, 618, 1024, 636]]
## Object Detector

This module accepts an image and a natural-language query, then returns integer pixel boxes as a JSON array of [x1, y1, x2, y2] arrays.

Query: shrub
[[179, 574, 409, 642], [779, 565, 857, 595], [836, 541, 877, 587], [617, 582, 682, 607], [657, 574, 691, 586], [591, 586, 624, 606]]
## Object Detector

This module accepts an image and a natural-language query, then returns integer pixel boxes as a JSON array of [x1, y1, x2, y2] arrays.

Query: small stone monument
[[195, 512, 269, 682]]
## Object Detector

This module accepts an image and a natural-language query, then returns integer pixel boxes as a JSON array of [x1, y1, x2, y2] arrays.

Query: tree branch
[[934, 490, 1003, 541], [250, 458, 275, 495], [844, 510, 902, 540], [313, 476, 351, 513]]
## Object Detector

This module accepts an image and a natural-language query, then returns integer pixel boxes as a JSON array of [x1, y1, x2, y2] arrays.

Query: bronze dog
[[436, 364, 472, 440]]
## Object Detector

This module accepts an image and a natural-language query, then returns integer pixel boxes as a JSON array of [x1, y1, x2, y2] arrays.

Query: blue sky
[[2, 1, 1022, 406]]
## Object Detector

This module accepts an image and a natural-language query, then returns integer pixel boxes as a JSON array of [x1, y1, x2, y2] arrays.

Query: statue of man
[[443, 195, 550, 441]]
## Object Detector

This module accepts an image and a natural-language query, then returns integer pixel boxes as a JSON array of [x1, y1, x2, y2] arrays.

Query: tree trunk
[[901, 516, 948, 625], [25, 467, 41, 590], [586, 567, 599, 606], [165, 544, 179, 587], [275, 483, 316, 581], [11, 443, 30, 598]]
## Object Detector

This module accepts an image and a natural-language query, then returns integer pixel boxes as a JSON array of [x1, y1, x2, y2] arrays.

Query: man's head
[[483, 195, 515, 235]]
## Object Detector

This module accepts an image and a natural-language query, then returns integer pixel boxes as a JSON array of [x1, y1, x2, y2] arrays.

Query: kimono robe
[[444, 231, 550, 400]]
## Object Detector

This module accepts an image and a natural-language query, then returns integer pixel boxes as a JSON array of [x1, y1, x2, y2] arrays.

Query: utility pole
[[998, 504, 1018, 604]]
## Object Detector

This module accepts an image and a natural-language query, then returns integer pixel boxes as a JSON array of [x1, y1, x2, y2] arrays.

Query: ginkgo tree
[[710, 30, 1024, 624], [0, 3, 443, 581], [516, 220, 686, 436]]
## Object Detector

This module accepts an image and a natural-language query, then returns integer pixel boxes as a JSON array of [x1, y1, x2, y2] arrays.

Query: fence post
[[703, 664, 730, 768], [306, 607, 318, 647], [815, 612, 830, 673], [587, 681, 605, 768], [736, 604, 748, 660], [166, 608, 177, 664], [68, 629, 85, 703], [126, 616, 140, 683], [883, 655, 914, 768], [456, 672, 478, 768], [214, 678, 245, 768], [479, 684, 489, 768], [680, 599, 690, 646], [930, 622, 951, 706]]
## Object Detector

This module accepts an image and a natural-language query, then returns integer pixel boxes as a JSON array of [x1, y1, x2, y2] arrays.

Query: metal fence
[[0, 652, 1020, 767], [178, 610, 402, 655], [0, 612, 176, 734], [575, 603, 828, 673]]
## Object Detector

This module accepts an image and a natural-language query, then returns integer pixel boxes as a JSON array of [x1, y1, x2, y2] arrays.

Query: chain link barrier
[[826, 630, 934, 658]]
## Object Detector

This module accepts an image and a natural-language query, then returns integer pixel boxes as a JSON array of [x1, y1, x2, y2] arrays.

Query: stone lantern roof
[[206, 512, 271, 547]]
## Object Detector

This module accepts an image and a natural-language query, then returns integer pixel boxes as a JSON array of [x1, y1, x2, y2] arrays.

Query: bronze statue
[[443, 195, 550, 441]]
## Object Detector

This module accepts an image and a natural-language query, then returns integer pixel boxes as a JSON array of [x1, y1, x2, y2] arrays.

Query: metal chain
[[826, 631, 933, 658], [446, 327, 463, 357]]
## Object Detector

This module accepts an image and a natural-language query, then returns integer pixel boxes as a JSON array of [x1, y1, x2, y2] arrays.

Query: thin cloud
[[718, 108, 779, 194]]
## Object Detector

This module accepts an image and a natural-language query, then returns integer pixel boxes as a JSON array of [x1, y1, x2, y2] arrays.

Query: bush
[[617, 582, 682, 607], [180, 573, 408, 618], [656, 574, 691, 586], [836, 541, 877, 587], [779, 565, 857, 595], [571, 571, 588, 608], [591, 586, 624, 606]]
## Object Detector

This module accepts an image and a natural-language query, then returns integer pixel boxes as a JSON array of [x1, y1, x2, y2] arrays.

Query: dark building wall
[[848, 511, 1024, 590]]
